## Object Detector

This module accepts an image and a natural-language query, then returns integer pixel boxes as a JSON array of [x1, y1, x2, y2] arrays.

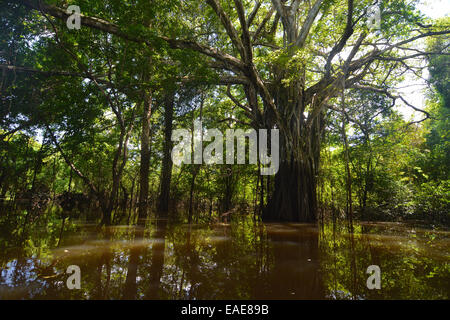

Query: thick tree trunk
[[262, 82, 322, 222], [157, 91, 175, 216], [263, 153, 317, 222]]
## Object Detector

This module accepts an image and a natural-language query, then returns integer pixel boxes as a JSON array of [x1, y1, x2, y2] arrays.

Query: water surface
[[0, 215, 448, 299]]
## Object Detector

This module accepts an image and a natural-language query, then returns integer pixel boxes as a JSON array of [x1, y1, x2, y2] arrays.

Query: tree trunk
[[188, 166, 199, 224], [263, 153, 317, 222], [138, 90, 152, 220], [262, 82, 323, 222], [221, 165, 234, 214], [102, 123, 133, 226], [341, 95, 353, 229], [157, 90, 175, 216]]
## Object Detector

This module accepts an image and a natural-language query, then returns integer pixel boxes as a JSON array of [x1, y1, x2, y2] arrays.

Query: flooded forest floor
[[0, 205, 449, 300]]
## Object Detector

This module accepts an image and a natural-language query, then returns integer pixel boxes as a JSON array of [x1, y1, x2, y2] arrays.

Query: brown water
[[0, 215, 449, 299]]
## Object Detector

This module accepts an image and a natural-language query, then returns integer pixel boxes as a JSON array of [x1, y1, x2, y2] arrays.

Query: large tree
[[6, 0, 449, 222]]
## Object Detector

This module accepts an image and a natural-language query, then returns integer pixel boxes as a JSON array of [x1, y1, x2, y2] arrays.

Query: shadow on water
[[0, 209, 448, 299]]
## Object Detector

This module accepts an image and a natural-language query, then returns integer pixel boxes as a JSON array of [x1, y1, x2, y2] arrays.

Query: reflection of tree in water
[[120, 218, 168, 300], [122, 245, 141, 299], [1, 211, 448, 299], [154, 219, 266, 299], [263, 224, 324, 299], [145, 219, 168, 299], [319, 222, 450, 299], [157, 218, 323, 299]]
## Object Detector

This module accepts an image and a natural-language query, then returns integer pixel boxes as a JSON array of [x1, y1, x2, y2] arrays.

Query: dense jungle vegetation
[[0, 0, 449, 227]]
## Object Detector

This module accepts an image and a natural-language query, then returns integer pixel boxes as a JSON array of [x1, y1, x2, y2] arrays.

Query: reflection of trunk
[[123, 246, 142, 299], [263, 225, 323, 299], [57, 217, 66, 247], [349, 231, 357, 299], [262, 82, 323, 222], [158, 91, 175, 216], [146, 219, 167, 299], [94, 231, 113, 299]]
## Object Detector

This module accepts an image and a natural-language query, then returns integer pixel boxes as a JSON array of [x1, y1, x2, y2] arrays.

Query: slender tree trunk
[[158, 90, 175, 216], [127, 174, 136, 224], [188, 167, 199, 224], [102, 124, 133, 225], [361, 147, 372, 219], [222, 165, 234, 214], [341, 114, 353, 229], [31, 134, 46, 192], [340, 79, 354, 229], [187, 94, 203, 223], [138, 90, 152, 220]]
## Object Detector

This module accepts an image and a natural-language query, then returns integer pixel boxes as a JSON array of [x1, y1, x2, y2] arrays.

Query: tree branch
[[13, 0, 245, 73], [324, 0, 354, 77], [247, 1, 261, 27], [295, 0, 323, 48], [206, 0, 246, 59]]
